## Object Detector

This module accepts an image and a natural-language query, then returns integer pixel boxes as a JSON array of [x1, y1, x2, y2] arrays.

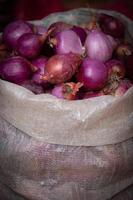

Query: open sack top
[[0, 8, 133, 146]]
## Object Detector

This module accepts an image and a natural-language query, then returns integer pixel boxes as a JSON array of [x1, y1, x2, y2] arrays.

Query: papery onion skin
[[42, 53, 82, 84], [76, 58, 108, 90], [50, 30, 84, 55], [3, 20, 33, 49], [98, 13, 125, 38], [84, 29, 114, 62], [0, 56, 33, 84]]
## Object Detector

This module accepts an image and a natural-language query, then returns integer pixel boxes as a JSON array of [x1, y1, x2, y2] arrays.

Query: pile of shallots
[[0, 13, 132, 100]]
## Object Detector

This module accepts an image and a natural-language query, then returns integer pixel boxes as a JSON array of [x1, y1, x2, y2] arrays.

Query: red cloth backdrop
[[12, 0, 133, 21], [13, 0, 65, 20], [101, 0, 133, 20]]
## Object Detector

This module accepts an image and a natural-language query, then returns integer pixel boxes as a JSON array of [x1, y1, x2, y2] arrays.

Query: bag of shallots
[[0, 8, 133, 200]]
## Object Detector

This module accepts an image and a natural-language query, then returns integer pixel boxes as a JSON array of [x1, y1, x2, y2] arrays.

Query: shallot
[[76, 58, 108, 90], [42, 53, 82, 84], [16, 31, 50, 59], [49, 30, 84, 55], [84, 29, 115, 62], [3, 20, 33, 49], [0, 56, 33, 84], [103, 59, 126, 94], [98, 13, 125, 38]]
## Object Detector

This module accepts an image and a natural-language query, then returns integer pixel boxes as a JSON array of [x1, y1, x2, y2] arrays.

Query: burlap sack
[[0, 8, 133, 200]]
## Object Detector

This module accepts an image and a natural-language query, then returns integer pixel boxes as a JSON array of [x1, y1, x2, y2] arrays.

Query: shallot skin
[[85, 29, 114, 62], [50, 30, 84, 55], [3, 20, 33, 49], [0, 56, 33, 84], [76, 58, 108, 90], [42, 53, 82, 84], [16, 33, 44, 59]]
